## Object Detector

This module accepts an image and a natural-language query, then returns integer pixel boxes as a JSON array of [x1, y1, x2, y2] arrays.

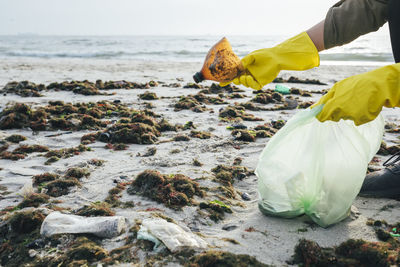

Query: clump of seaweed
[[290, 87, 313, 97], [187, 250, 269, 267], [199, 200, 232, 222], [0, 144, 49, 161], [127, 170, 205, 210], [75, 202, 115, 217], [44, 178, 81, 197], [33, 172, 60, 185], [1, 81, 45, 97], [0, 103, 37, 130], [43, 144, 91, 164], [219, 106, 263, 122], [212, 165, 251, 185], [190, 130, 211, 139], [174, 93, 227, 112], [5, 134, 27, 143], [174, 134, 191, 142], [174, 95, 207, 112], [65, 167, 90, 179], [199, 83, 244, 94], [0, 100, 139, 131], [81, 132, 101, 144], [17, 193, 49, 208], [66, 236, 108, 261], [101, 122, 160, 144], [193, 158, 203, 166], [139, 91, 159, 100], [231, 130, 256, 142], [273, 76, 327, 85], [298, 100, 315, 109], [47, 80, 106, 95], [0, 151, 26, 160], [290, 238, 400, 266], [13, 144, 49, 154], [184, 82, 203, 89], [378, 141, 400, 155], [88, 158, 105, 166], [105, 182, 131, 207], [0, 209, 46, 266], [252, 92, 274, 104]]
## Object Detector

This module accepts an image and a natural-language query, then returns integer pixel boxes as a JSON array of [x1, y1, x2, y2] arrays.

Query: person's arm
[[307, 20, 325, 52], [323, 0, 389, 49]]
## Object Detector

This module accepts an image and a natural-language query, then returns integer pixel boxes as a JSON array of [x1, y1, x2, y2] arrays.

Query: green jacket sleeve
[[324, 0, 389, 49]]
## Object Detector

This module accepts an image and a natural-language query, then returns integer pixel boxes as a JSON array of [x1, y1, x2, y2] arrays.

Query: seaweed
[[5, 134, 27, 143], [174, 93, 227, 112], [174, 134, 191, 141], [199, 200, 232, 222], [0, 103, 33, 129], [231, 130, 256, 142], [273, 76, 327, 85], [298, 101, 315, 109], [105, 123, 160, 144], [184, 83, 203, 89], [33, 172, 60, 185], [44, 144, 91, 162], [290, 238, 400, 267], [187, 250, 269, 267], [87, 158, 105, 166], [199, 83, 244, 94], [219, 106, 263, 122], [17, 193, 49, 208], [105, 182, 131, 207], [65, 167, 90, 179], [139, 91, 159, 100], [66, 236, 108, 261], [0, 209, 46, 266], [127, 170, 205, 210], [193, 158, 203, 167], [0, 151, 26, 161], [190, 130, 211, 139], [75, 202, 115, 217], [212, 165, 251, 185], [1, 81, 45, 97], [13, 144, 49, 154], [45, 178, 81, 197], [378, 141, 400, 156]]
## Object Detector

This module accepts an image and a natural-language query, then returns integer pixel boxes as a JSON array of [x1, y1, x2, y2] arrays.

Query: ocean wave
[[320, 52, 394, 62], [3, 51, 126, 58], [0, 48, 393, 62]]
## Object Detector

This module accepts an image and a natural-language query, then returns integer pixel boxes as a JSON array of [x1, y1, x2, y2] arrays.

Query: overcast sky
[[0, 0, 389, 36]]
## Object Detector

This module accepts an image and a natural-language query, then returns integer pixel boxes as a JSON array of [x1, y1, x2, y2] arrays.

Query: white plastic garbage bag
[[256, 106, 384, 227]]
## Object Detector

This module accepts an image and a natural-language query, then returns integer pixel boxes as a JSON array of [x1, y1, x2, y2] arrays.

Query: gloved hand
[[221, 32, 319, 90], [314, 63, 400, 126]]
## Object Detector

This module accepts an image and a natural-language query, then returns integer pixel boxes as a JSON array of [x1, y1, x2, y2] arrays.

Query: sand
[[0, 57, 399, 266]]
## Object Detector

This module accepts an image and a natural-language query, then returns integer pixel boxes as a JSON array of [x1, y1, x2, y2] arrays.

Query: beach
[[1, 56, 400, 266]]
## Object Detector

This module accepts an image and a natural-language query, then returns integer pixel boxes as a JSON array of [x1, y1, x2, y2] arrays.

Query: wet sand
[[0, 57, 399, 266]]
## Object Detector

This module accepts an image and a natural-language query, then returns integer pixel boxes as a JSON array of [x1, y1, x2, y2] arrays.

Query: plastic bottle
[[193, 37, 245, 83]]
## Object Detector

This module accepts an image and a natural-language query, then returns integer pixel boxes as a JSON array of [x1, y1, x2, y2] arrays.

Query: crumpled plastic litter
[[40, 211, 126, 238], [137, 218, 207, 252]]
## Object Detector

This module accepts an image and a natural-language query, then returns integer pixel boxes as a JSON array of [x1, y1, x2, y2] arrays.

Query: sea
[[0, 34, 395, 66]]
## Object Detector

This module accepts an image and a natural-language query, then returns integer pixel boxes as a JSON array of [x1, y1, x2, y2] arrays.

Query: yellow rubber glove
[[314, 63, 400, 126], [221, 32, 319, 90]]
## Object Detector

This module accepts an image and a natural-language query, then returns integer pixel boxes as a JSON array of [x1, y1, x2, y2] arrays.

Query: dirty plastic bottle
[[193, 37, 245, 83], [40, 211, 126, 238]]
